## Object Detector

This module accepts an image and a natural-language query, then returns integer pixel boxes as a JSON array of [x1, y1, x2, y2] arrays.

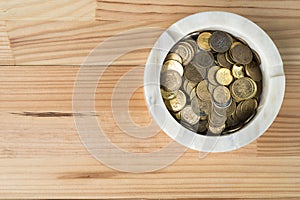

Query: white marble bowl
[[144, 11, 285, 152]]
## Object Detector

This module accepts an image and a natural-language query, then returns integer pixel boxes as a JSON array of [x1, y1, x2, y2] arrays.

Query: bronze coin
[[191, 51, 215, 69], [217, 53, 232, 69], [236, 99, 258, 122], [225, 51, 235, 64], [209, 31, 233, 53], [184, 64, 205, 83], [245, 61, 262, 82], [252, 49, 261, 65], [230, 42, 253, 65]]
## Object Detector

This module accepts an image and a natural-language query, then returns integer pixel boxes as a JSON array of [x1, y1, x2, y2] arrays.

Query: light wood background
[[0, 0, 300, 199]]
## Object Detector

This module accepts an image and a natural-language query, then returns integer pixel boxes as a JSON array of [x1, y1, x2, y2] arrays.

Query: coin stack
[[160, 30, 262, 135]]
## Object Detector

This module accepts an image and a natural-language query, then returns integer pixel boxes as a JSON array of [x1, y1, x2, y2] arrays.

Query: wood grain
[[0, 0, 96, 21], [0, 21, 14, 65], [0, 0, 300, 199], [96, 0, 300, 21], [3, 15, 300, 66]]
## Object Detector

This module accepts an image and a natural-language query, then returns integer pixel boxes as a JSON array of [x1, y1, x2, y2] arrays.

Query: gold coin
[[191, 96, 211, 116], [161, 88, 178, 100], [165, 52, 183, 64], [235, 102, 248, 122], [243, 98, 258, 110], [226, 100, 236, 116], [230, 42, 253, 65], [186, 81, 198, 96], [232, 64, 245, 79], [212, 85, 232, 107], [236, 99, 258, 122], [217, 53, 232, 69], [160, 70, 182, 92], [190, 88, 197, 100], [165, 90, 186, 112], [197, 32, 212, 51], [225, 51, 235, 64], [245, 61, 262, 82], [208, 124, 226, 135], [181, 105, 200, 126], [162, 60, 184, 76], [230, 77, 257, 102], [196, 80, 211, 102], [216, 68, 234, 86], [207, 66, 220, 86]]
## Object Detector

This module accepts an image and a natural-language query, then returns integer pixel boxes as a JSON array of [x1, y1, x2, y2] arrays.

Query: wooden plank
[[0, 21, 14, 65], [1, 0, 300, 198], [96, 0, 300, 21], [0, 0, 96, 21], [0, 65, 298, 157], [0, 156, 300, 199], [4, 17, 300, 66], [6, 20, 164, 65]]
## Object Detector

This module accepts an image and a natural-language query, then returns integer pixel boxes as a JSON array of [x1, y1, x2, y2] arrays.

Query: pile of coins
[[160, 30, 262, 135]]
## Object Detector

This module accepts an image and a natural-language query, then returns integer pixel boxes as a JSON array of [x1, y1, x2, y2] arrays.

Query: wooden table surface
[[1, 0, 300, 199]]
